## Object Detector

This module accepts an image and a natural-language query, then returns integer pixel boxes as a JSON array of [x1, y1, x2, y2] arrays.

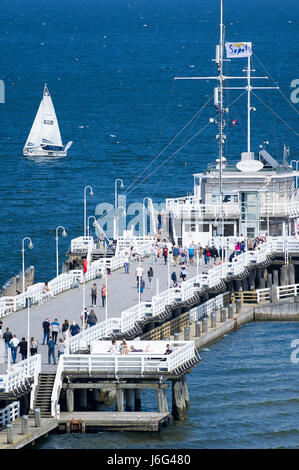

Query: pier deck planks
[[0, 416, 58, 449], [58, 411, 172, 432]]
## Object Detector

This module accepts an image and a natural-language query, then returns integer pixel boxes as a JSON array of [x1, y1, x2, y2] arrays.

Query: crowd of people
[[107, 339, 173, 356], [0, 231, 267, 367]]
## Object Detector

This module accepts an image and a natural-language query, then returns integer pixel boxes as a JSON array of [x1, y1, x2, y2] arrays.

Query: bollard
[[228, 303, 234, 319], [22, 415, 29, 435], [202, 317, 208, 333], [211, 311, 217, 328], [174, 332, 180, 347], [35, 408, 41, 428], [195, 321, 201, 337], [220, 307, 227, 322], [184, 326, 190, 341], [7, 424, 14, 444], [236, 298, 242, 314]]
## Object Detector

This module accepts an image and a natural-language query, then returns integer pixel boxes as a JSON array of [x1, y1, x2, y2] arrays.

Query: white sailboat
[[23, 84, 72, 157]]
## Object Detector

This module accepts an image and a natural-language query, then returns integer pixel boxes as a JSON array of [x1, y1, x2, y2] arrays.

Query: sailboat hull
[[23, 147, 68, 157]]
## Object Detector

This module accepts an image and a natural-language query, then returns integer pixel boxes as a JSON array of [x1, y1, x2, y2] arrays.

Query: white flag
[[225, 42, 252, 58]]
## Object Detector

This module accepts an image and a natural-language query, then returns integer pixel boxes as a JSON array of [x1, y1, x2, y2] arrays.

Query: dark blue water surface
[[0, 0, 298, 287], [36, 322, 299, 449], [0, 0, 298, 449]]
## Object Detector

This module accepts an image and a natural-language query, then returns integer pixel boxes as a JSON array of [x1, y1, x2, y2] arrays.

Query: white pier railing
[[0, 238, 154, 319], [0, 402, 20, 428], [256, 282, 299, 303], [0, 354, 41, 395], [189, 293, 226, 322], [51, 340, 197, 417]]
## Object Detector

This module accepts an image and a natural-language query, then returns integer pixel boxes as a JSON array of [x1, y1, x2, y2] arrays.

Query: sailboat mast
[[218, 0, 225, 227], [246, 55, 252, 153]]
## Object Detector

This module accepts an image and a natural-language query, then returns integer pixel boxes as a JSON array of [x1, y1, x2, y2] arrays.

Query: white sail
[[24, 100, 43, 149], [24, 84, 63, 151], [40, 85, 63, 148]]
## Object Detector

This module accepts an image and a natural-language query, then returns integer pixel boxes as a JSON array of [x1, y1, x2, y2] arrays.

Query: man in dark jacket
[[48, 336, 56, 365], [18, 337, 28, 361], [42, 318, 51, 345], [3, 328, 13, 356], [87, 309, 98, 328]]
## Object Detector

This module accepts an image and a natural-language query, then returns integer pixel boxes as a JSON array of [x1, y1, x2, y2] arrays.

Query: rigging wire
[[253, 52, 299, 116], [252, 91, 299, 138], [121, 93, 214, 197]]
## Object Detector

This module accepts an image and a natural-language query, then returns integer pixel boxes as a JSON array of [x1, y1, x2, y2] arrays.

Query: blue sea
[[0, 0, 298, 449]]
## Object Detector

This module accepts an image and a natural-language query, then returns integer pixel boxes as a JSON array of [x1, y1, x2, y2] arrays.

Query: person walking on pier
[[171, 271, 177, 287], [42, 318, 51, 345], [51, 319, 60, 344], [30, 337, 38, 356], [3, 327, 12, 356], [124, 252, 130, 274], [70, 320, 80, 336], [147, 267, 154, 289], [135, 264, 144, 288], [151, 244, 157, 264], [101, 284, 108, 307], [172, 245, 180, 266], [57, 338, 66, 359], [90, 283, 98, 306], [61, 319, 70, 336], [9, 335, 19, 364], [18, 337, 28, 361], [87, 309, 98, 327], [162, 245, 168, 265], [47, 336, 56, 365]]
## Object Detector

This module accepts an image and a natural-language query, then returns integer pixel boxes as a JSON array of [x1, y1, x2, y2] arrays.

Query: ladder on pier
[[29, 373, 56, 418]]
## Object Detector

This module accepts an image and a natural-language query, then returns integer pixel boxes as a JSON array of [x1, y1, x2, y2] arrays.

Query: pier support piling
[[195, 321, 201, 337], [125, 389, 133, 412], [181, 375, 190, 411], [228, 303, 234, 319], [66, 389, 74, 413], [172, 379, 186, 421], [134, 389, 142, 411], [116, 388, 125, 412]]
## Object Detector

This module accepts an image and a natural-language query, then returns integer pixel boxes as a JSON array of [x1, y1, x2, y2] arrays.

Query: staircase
[[29, 373, 56, 418]]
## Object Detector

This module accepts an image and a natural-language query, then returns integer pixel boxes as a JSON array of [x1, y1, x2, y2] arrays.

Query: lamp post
[[56, 226, 67, 277], [84, 185, 94, 237], [22, 237, 33, 295], [87, 216, 96, 238], [143, 197, 151, 237], [114, 179, 124, 239], [291, 160, 299, 190], [114, 205, 126, 240]]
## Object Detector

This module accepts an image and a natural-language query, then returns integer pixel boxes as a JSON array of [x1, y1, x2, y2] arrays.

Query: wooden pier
[[0, 415, 58, 449], [58, 411, 172, 432]]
